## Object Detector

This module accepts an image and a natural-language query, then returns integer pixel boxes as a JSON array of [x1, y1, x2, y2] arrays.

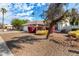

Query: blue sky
[[0, 3, 79, 24], [0, 3, 48, 24]]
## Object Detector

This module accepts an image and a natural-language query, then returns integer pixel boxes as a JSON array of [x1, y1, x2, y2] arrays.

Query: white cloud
[[13, 15, 33, 21], [14, 3, 23, 10], [0, 3, 11, 11], [37, 3, 46, 7], [23, 6, 31, 10], [23, 5, 34, 10], [26, 10, 33, 15], [23, 16, 33, 21], [37, 3, 41, 7], [13, 3, 34, 11], [41, 3, 46, 5], [17, 13, 26, 16], [16, 10, 33, 16]]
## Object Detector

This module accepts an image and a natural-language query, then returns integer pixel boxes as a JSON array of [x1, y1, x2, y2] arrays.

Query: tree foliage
[[69, 8, 79, 25], [11, 19, 28, 30], [42, 4, 66, 24], [44, 3, 79, 39], [44, 3, 68, 39]]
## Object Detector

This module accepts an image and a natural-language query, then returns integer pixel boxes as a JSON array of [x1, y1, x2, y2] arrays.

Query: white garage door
[[23, 26, 28, 32]]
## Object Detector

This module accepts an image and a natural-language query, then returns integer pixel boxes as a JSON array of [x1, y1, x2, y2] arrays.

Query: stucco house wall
[[57, 17, 70, 32]]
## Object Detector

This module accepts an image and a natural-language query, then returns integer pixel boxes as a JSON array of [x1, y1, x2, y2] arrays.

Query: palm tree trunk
[[2, 13, 4, 32]]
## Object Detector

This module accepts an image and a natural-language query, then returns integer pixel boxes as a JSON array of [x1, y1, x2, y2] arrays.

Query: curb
[[0, 36, 14, 56]]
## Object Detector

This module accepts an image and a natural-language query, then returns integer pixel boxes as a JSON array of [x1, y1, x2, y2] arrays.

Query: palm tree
[[0, 8, 7, 31]]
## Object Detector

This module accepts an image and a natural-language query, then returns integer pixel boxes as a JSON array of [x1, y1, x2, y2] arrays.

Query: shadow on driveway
[[6, 35, 45, 50]]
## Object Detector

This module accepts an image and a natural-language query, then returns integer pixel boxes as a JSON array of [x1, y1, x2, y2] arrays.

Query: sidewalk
[[0, 36, 13, 56]]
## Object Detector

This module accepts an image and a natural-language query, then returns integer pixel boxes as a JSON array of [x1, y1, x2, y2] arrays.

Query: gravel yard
[[0, 32, 79, 56]]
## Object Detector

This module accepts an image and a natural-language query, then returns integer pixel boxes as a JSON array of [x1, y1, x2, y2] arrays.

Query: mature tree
[[42, 3, 69, 39], [11, 19, 28, 30], [0, 8, 7, 31], [45, 3, 79, 39], [32, 3, 79, 39]]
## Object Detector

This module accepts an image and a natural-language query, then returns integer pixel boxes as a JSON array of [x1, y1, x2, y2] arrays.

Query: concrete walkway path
[[0, 37, 13, 56]]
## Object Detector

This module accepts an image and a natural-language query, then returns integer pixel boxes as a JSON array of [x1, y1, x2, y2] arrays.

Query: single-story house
[[22, 20, 45, 32], [4, 24, 13, 31], [57, 17, 71, 32], [22, 17, 71, 33]]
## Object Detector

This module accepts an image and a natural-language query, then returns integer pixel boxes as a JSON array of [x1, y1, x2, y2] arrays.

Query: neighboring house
[[22, 24, 28, 32], [4, 24, 13, 30], [57, 17, 70, 32], [22, 21, 45, 32], [22, 18, 71, 32]]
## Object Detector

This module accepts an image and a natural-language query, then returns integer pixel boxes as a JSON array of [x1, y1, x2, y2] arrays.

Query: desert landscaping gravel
[[0, 32, 79, 56]]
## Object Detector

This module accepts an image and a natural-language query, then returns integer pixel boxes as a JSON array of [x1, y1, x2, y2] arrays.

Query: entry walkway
[[0, 37, 13, 56]]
